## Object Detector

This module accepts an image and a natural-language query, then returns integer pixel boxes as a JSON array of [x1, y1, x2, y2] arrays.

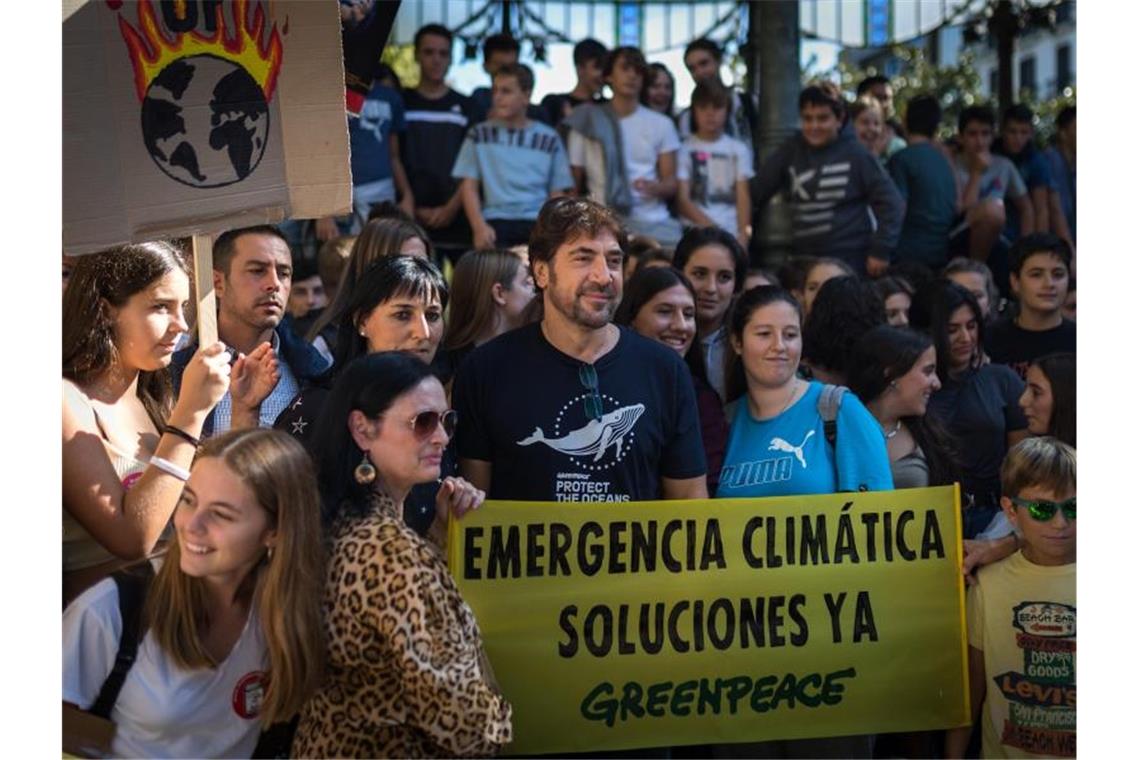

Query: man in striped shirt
[[751, 83, 903, 276]]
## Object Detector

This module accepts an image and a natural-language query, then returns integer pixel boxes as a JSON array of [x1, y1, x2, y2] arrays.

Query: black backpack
[[87, 562, 154, 720]]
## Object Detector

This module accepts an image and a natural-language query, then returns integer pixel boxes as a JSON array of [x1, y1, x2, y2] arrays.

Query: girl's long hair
[[145, 429, 325, 727], [848, 326, 963, 487], [1034, 352, 1076, 447], [62, 241, 187, 427], [909, 279, 987, 381], [308, 217, 434, 342], [442, 249, 526, 351]]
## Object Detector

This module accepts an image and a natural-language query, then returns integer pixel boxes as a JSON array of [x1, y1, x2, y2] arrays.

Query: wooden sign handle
[[192, 234, 218, 347]]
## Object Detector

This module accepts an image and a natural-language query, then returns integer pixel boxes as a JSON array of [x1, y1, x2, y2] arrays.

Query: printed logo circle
[[232, 670, 268, 719]]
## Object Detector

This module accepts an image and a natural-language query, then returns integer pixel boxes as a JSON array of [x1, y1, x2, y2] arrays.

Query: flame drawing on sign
[[116, 0, 283, 102]]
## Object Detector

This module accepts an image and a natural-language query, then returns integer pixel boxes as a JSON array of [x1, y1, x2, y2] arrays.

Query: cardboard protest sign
[[449, 486, 970, 755], [63, 0, 351, 255]]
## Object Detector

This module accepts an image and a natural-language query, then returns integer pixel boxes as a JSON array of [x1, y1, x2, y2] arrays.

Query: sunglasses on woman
[[1009, 496, 1076, 522], [401, 409, 458, 440]]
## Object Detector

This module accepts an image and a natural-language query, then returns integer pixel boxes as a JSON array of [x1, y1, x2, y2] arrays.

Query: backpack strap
[[88, 562, 155, 720], [817, 384, 848, 448]]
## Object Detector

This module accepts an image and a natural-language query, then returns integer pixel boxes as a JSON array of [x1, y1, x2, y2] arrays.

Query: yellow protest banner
[[448, 485, 970, 755]]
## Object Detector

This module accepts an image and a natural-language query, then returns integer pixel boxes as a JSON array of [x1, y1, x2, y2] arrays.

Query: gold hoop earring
[[354, 452, 377, 485]]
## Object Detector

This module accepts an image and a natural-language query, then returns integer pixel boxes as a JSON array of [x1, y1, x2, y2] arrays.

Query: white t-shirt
[[676, 133, 755, 233], [63, 576, 269, 759], [569, 105, 680, 224]]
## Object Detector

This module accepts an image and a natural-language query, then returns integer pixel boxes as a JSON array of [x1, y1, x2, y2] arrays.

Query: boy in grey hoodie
[[752, 83, 903, 276]]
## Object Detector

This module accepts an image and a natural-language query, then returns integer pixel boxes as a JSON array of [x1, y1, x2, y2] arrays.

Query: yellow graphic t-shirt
[[968, 551, 1076, 758]]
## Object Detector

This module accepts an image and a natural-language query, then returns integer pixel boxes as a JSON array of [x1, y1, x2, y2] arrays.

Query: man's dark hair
[[1056, 105, 1076, 131], [573, 38, 607, 67], [495, 62, 534, 93], [684, 38, 722, 63], [214, 225, 290, 275], [414, 23, 452, 50], [483, 32, 520, 59], [527, 197, 626, 268], [958, 104, 995, 133], [1009, 232, 1073, 277], [904, 94, 941, 137], [1002, 103, 1035, 126], [603, 46, 649, 81], [856, 75, 890, 97], [799, 82, 846, 121]]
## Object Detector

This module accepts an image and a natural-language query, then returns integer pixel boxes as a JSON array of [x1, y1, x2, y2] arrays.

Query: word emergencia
[[449, 487, 971, 755]]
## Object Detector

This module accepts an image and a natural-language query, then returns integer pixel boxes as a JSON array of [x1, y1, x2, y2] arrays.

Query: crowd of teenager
[[62, 19, 1076, 760]]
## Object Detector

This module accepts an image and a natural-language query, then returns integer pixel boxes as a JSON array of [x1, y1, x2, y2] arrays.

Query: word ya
[[558, 592, 878, 658]]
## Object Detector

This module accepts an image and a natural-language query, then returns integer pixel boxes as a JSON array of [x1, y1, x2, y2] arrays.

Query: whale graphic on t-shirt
[[768, 430, 814, 469], [517, 403, 646, 463]]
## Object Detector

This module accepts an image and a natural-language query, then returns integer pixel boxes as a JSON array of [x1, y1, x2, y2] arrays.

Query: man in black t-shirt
[[987, 233, 1076, 379], [402, 24, 476, 260], [453, 197, 708, 502]]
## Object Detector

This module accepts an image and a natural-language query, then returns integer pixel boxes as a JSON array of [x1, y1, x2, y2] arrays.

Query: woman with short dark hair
[[276, 255, 452, 536]]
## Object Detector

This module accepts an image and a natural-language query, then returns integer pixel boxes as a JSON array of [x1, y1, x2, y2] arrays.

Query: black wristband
[[162, 424, 200, 448]]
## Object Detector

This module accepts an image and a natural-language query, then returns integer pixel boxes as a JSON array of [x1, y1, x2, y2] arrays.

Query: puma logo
[[518, 404, 645, 463], [768, 430, 815, 469]]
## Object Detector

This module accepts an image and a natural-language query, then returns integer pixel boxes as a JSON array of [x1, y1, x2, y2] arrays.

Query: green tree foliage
[[381, 43, 419, 89]]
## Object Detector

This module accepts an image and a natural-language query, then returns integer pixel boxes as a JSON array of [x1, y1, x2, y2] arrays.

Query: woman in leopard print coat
[[293, 352, 512, 758]]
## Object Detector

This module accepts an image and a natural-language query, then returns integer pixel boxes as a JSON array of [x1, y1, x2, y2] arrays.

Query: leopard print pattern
[[292, 494, 512, 758]]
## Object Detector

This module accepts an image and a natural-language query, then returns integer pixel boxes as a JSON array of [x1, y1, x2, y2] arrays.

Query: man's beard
[[547, 269, 617, 329]]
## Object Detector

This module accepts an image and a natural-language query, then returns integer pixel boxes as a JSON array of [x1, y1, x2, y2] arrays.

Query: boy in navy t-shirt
[[401, 24, 477, 260], [454, 197, 707, 502], [987, 233, 1076, 379], [453, 64, 575, 249]]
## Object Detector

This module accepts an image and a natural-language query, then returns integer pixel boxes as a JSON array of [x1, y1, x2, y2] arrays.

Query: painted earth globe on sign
[[141, 54, 270, 188]]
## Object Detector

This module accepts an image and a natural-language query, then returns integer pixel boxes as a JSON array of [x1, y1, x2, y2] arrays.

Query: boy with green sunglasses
[[947, 437, 1076, 758]]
